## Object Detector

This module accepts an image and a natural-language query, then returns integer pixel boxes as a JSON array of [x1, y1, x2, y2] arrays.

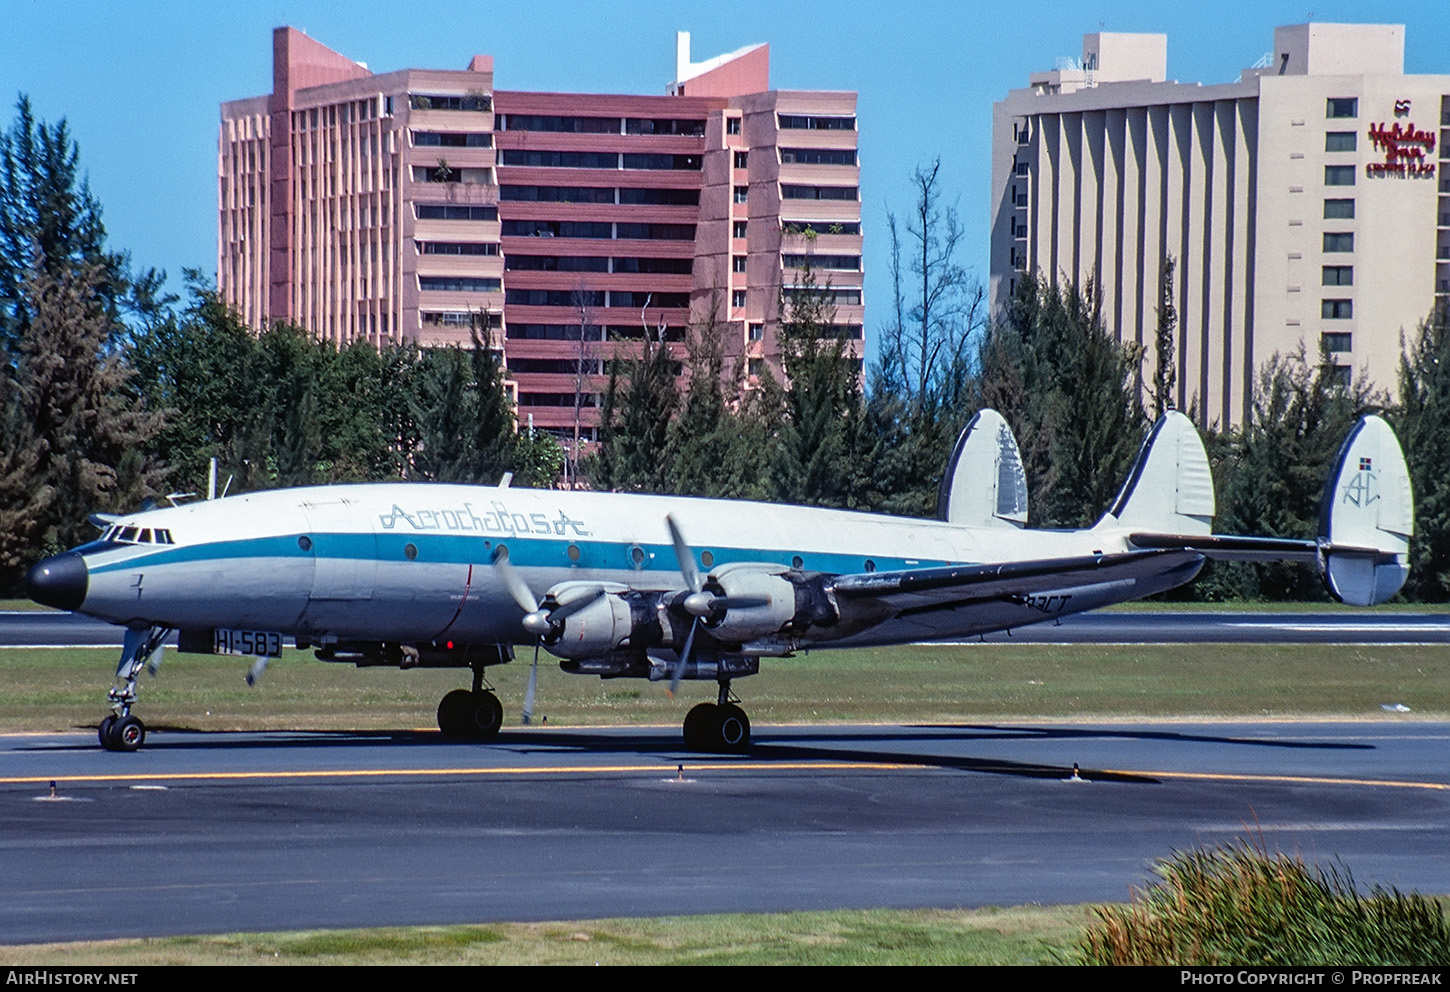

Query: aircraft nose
[[25, 552, 89, 611]]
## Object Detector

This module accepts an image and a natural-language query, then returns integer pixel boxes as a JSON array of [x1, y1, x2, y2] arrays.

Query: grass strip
[[0, 905, 1091, 966], [1, 642, 1446, 734]]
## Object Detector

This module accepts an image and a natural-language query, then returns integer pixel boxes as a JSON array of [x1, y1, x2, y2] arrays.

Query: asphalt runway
[[1, 720, 1448, 943], [4, 608, 1449, 647]]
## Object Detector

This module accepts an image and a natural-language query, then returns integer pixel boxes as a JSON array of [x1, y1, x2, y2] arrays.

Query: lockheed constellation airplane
[[25, 410, 1413, 753]]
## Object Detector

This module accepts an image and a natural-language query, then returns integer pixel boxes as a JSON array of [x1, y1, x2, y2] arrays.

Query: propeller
[[666, 515, 705, 697], [494, 548, 606, 724], [664, 514, 774, 697]]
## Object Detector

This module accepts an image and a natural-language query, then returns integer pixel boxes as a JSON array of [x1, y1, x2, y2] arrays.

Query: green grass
[[0, 905, 1091, 966], [2, 641, 1447, 735], [1079, 841, 1450, 965]]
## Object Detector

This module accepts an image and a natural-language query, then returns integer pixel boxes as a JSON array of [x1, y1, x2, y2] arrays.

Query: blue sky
[[4, 0, 1447, 345]]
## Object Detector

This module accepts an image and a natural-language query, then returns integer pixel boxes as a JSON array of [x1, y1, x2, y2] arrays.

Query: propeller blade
[[522, 644, 539, 725], [245, 656, 269, 686], [666, 514, 702, 593], [494, 550, 540, 615], [668, 617, 698, 699]]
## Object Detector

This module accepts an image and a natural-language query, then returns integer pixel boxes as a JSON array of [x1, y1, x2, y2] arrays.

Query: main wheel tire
[[98, 715, 117, 750], [683, 703, 717, 750], [110, 715, 145, 752], [437, 689, 473, 738], [715, 704, 750, 752], [465, 691, 504, 739]]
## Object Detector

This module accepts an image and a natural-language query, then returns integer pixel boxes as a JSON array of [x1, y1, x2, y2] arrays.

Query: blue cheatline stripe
[[86, 531, 962, 579]]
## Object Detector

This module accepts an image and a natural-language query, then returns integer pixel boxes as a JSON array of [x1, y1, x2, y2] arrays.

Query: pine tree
[[771, 265, 867, 508], [590, 327, 679, 493], [977, 274, 1147, 527], [11, 262, 164, 561], [0, 96, 132, 350], [1394, 305, 1450, 601]]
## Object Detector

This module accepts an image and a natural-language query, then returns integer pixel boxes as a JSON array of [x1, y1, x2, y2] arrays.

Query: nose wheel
[[100, 714, 146, 752], [98, 626, 169, 752]]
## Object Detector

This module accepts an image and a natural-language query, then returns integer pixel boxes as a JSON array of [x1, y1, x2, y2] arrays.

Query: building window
[[1323, 198, 1355, 219], [1015, 193, 1028, 207], [1321, 298, 1353, 319], [732, 290, 747, 308], [781, 184, 858, 201], [726, 116, 741, 135], [1326, 98, 1358, 119], [733, 255, 747, 273], [782, 254, 860, 270], [1322, 265, 1353, 286], [780, 147, 857, 166], [1324, 165, 1356, 186], [748, 322, 764, 341], [1330, 364, 1352, 386], [733, 151, 749, 169], [1323, 232, 1354, 252], [419, 276, 502, 293], [1321, 332, 1352, 352], [748, 358, 764, 376], [410, 93, 492, 113], [777, 115, 855, 131], [733, 221, 748, 239], [1014, 160, 1029, 176], [1325, 131, 1357, 152], [734, 185, 748, 204]]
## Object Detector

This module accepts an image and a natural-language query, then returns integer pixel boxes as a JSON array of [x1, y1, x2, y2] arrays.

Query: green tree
[[978, 274, 1147, 527], [1153, 254, 1178, 420], [664, 307, 772, 500], [590, 327, 679, 493], [10, 261, 164, 561], [1209, 347, 1380, 600], [1393, 305, 1450, 601], [0, 96, 163, 349], [771, 265, 868, 508]]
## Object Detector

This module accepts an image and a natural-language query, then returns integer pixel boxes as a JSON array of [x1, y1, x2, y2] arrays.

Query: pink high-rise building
[[219, 28, 863, 442]]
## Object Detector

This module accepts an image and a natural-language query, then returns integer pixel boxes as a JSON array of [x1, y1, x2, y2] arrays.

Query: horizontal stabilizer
[[1098, 412, 1215, 536], [1318, 415, 1413, 606], [1129, 532, 1318, 563], [936, 410, 1028, 528]]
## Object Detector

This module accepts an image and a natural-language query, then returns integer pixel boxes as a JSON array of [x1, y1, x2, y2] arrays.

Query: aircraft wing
[[829, 548, 1204, 617]]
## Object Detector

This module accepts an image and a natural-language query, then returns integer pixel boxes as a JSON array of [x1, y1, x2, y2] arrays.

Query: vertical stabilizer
[[1098, 412, 1215, 535], [937, 410, 1028, 528], [1318, 414, 1413, 606]]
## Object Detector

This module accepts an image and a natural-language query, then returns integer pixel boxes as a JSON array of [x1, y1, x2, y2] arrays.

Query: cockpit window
[[106, 526, 176, 546]]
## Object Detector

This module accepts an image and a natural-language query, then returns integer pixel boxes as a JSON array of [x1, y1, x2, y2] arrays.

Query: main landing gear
[[437, 664, 503, 740], [682, 680, 751, 753], [98, 626, 170, 752]]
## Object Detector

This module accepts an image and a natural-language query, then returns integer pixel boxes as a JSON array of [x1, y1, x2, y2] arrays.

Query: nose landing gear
[[98, 626, 170, 752]]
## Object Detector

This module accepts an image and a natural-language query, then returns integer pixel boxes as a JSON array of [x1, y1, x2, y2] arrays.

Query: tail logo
[[1342, 464, 1379, 508]]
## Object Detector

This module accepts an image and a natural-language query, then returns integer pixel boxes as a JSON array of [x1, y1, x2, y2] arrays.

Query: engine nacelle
[[703, 564, 799, 644], [544, 584, 635, 660]]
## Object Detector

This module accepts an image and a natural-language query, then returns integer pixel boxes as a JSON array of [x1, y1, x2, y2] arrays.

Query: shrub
[[1078, 840, 1450, 965]]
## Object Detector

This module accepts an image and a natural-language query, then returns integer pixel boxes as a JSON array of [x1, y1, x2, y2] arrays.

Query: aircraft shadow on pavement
[[35, 723, 1179, 784]]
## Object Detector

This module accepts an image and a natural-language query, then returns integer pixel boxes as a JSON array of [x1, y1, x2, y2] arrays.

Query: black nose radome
[[25, 553, 89, 611]]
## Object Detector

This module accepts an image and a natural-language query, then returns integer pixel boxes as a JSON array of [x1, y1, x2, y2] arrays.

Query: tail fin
[[1318, 414, 1413, 606], [1098, 411, 1215, 536], [937, 409, 1028, 528]]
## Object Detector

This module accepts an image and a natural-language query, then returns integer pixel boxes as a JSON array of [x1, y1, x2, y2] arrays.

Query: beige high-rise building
[[991, 23, 1449, 427]]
